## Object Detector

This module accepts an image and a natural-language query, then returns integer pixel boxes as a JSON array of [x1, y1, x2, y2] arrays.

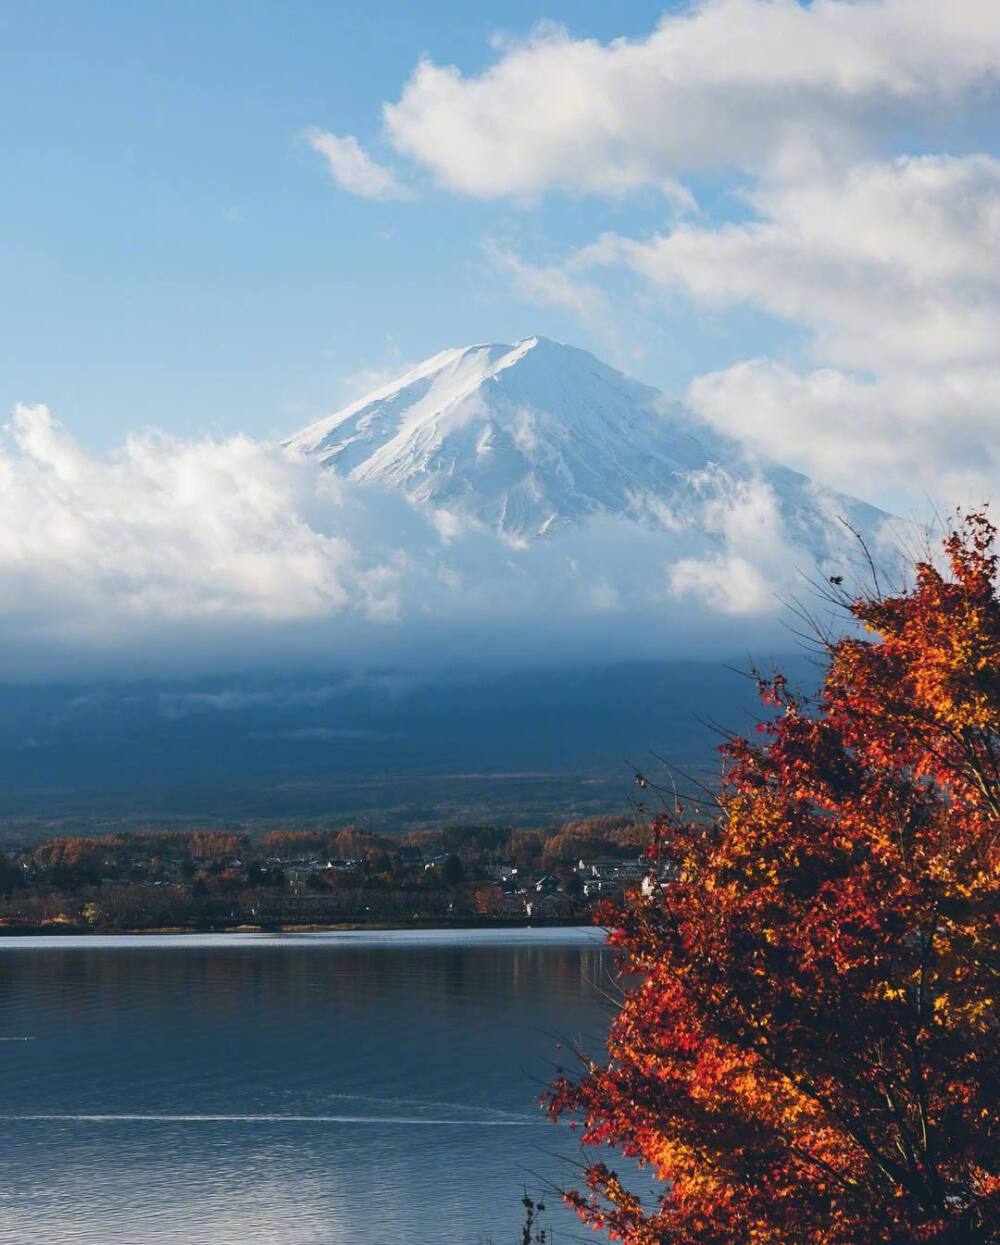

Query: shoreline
[[0, 916, 594, 939]]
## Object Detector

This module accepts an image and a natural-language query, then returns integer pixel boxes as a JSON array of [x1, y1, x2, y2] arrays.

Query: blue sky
[[2, 0, 709, 447]]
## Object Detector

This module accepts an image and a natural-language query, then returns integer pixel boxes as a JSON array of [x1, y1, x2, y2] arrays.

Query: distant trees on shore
[[0, 813, 650, 932]]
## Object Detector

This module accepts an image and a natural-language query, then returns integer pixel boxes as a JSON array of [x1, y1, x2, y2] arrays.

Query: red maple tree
[[548, 511, 999, 1243]]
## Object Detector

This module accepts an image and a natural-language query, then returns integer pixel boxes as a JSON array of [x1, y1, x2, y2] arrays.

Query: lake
[[0, 929, 617, 1244]]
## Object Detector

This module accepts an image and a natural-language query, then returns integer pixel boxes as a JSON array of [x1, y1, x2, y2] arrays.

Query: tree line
[[0, 813, 650, 932]]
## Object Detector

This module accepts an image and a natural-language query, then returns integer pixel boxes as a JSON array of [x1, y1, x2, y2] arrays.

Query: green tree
[[441, 853, 465, 887]]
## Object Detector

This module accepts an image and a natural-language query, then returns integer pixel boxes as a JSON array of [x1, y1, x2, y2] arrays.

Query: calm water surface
[[0, 929, 616, 1244]]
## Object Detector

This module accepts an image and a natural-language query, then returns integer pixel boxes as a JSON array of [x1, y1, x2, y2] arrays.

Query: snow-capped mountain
[[287, 335, 887, 561]]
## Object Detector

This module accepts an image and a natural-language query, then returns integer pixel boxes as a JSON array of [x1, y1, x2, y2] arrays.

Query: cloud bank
[[382, 0, 1000, 195], [595, 154, 1000, 497], [0, 405, 884, 678]]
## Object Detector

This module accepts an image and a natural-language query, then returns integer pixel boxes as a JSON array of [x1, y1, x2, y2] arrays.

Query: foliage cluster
[[549, 513, 998, 1243]]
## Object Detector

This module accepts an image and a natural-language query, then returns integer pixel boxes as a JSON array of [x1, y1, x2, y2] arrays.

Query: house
[[582, 876, 618, 898], [324, 858, 358, 872], [578, 858, 646, 882], [526, 892, 572, 919], [280, 858, 327, 885], [577, 857, 646, 897], [482, 862, 517, 882]]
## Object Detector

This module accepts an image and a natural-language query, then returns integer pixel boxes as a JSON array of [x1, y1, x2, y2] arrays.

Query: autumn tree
[[475, 885, 506, 917], [259, 829, 328, 857], [188, 830, 248, 862], [548, 512, 999, 1244], [334, 825, 387, 860]]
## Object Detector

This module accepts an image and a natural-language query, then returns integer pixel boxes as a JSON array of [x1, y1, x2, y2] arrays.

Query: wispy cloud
[[303, 127, 407, 200], [482, 240, 613, 337]]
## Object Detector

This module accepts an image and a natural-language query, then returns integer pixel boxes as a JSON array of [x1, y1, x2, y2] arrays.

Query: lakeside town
[[0, 815, 676, 933]]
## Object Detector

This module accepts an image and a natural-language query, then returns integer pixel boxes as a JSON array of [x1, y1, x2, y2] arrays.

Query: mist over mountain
[[0, 335, 900, 682], [0, 656, 820, 842], [0, 336, 902, 823]]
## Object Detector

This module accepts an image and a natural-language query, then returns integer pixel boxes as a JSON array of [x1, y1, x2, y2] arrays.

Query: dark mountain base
[[0, 657, 812, 845]]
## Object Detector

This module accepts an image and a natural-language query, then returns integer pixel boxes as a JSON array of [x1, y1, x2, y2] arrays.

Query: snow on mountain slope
[[287, 335, 889, 565], [0, 338, 900, 679]]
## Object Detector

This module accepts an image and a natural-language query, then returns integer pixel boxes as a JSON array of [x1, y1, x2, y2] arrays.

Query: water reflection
[[0, 931, 614, 1244]]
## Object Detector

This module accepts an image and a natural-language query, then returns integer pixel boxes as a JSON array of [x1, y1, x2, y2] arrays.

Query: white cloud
[[495, 154, 1000, 500], [382, 1, 1000, 197], [0, 404, 380, 632], [0, 404, 874, 676], [667, 473, 798, 614], [604, 155, 1000, 372], [686, 361, 1000, 500], [669, 554, 774, 615], [482, 240, 612, 334], [304, 128, 406, 200], [596, 154, 1000, 498]]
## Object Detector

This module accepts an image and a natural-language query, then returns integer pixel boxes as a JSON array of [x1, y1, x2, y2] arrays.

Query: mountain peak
[[285, 335, 703, 538], [285, 337, 883, 549]]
